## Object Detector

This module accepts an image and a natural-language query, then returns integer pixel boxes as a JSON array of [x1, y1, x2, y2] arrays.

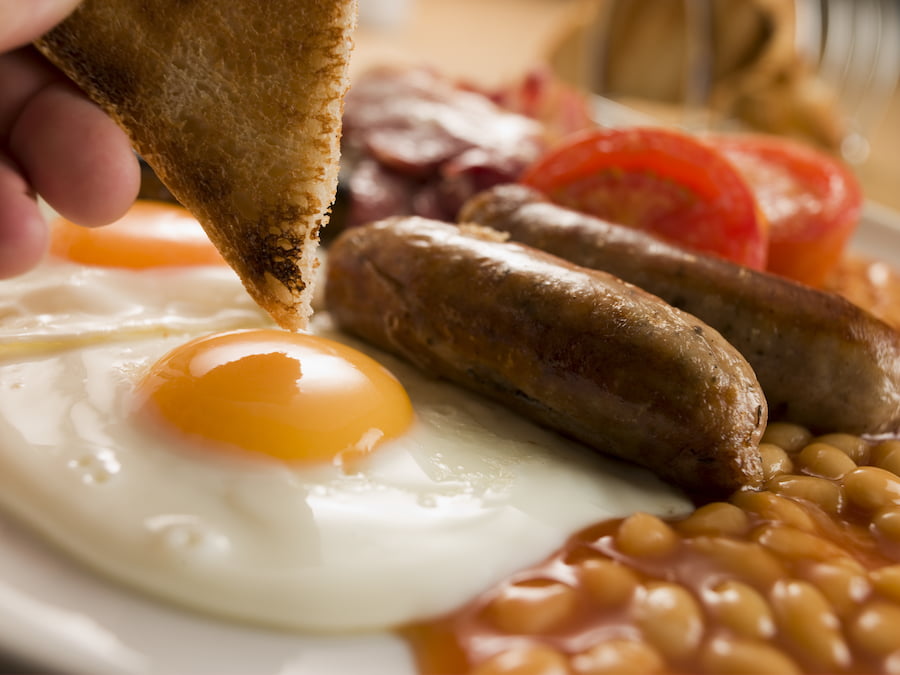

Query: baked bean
[[570, 639, 664, 675], [843, 466, 900, 511], [886, 649, 900, 675], [698, 637, 801, 675], [754, 525, 850, 563], [804, 560, 871, 617], [870, 564, 900, 603], [795, 442, 857, 480], [483, 579, 578, 635], [759, 443, 794, 481], [764, 474, 843, 513], [871, 439, 900, 476], [761, 423, 812, 454], [848, 600, 900, 657], [729, 491, 816, 532], [769, 579, 850, 672], [472, 645, 572, 675], [813, 433, 870, 464], [614, 513, 678, 558], [703, 580, 774, 640], [633, 582, 704, 661], [676, 502, 749, 537], [872, 507, 900, 542], [577, 557, 639, 608], [687, 537, 787, 590]]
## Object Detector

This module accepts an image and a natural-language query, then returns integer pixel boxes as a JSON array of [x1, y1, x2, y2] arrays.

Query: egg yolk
[[50, 200, 227, 268], [134, 330, 414, 463]]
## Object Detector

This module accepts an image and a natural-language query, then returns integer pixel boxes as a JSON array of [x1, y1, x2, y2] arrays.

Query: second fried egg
[[0, 201, 270, 354]]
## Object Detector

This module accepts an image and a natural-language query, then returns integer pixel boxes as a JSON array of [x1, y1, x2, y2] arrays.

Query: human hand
[[0, 0, 140, 277]]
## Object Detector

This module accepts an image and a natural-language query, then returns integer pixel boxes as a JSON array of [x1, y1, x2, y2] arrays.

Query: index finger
[[0, 0, 83, 52]]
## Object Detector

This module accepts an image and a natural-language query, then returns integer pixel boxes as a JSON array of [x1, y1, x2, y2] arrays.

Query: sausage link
[[459, 184, 900, 436], [325, 217, 766, 497]]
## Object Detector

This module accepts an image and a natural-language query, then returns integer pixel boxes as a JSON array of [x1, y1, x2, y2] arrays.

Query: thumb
[[0, 0, 83, 52]]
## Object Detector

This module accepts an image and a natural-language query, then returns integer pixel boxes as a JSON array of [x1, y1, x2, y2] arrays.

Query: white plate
[[2, 203, 900, 675]]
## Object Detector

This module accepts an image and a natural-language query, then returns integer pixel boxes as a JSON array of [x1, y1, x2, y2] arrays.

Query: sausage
[[325, 217, 766, 497], [459, 183, 900, 436]]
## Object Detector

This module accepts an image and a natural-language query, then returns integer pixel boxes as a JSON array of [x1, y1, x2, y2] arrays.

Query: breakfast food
[[0, 203, 691, 633], [710, 133, 863, 287], [34, 0, 358, 330], [519, 126, 769, 270], [827, 253, 900, 331], [459, 183, 900, 436], [325, 217, 767, 496], [0, 325, 691, 632], [50, 201, 228, 269], [407, 423, 900, 675], [338, 66, 548, 231], [518, 127, 865, 287], [0, 202, 270, 355], [4, 33, 900, 669]]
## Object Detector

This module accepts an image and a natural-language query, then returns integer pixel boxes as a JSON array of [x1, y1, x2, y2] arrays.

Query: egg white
[[0, 299, 690, 632], [0, 258, 271, 355]]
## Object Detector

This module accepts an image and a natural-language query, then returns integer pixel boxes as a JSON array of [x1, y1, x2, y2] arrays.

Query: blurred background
[[354, 0, 900, 210]]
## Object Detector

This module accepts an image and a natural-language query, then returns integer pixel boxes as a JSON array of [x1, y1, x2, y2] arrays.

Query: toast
[[35, 0, 358, 330]]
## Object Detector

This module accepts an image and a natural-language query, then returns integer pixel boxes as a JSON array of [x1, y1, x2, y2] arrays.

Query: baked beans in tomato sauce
[[405, 424, 900, 674], [827, 253, 900, 331]]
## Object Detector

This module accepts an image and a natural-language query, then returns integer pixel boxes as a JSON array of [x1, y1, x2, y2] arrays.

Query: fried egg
[[0, 202, 691, 633], [0, 202, 271, 354]]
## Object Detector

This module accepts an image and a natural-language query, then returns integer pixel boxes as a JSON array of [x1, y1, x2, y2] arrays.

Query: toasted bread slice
[[35, 0, 358, 330]]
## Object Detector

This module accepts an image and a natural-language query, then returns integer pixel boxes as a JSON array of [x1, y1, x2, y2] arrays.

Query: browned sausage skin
[[459, 184, 900, 437], [325, 217, 766, 497]]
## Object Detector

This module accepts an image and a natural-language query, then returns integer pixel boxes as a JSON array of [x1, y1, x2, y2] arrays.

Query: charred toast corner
[[35, 0, 358, 330]]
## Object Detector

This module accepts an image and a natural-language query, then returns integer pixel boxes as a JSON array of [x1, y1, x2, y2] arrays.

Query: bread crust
[[35, 0, 358, 330]]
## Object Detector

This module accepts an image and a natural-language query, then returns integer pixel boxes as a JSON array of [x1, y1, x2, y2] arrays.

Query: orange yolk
[[134, 330, 414, 463], [50, 201, 227, 268]]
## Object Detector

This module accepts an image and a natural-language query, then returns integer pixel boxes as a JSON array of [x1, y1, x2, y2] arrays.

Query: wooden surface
[[354, 0, 900, 211]]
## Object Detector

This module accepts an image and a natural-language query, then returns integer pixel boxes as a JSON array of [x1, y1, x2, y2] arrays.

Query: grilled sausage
[[459, 183, 900, 435], [325, 217, 766, 497]]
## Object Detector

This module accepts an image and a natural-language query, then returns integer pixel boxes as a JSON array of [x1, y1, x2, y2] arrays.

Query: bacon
[[339, 67, 548, 229]]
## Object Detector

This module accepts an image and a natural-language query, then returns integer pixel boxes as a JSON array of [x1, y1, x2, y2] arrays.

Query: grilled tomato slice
[[710, 133, 863, 287], [520, 126, 768, 269]]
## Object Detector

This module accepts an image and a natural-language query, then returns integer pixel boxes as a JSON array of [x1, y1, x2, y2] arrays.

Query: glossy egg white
[[0, 258, 271, 354]]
